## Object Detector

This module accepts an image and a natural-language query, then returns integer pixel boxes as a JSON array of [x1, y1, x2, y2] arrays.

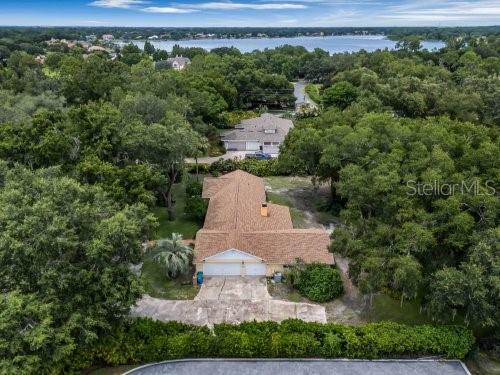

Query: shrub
[[185, 196, 207, 221], [186, 163, 210, 175], [215, 331, 255, 357], [73, 318, 475, 372], [271, 333, 321, 357], [184, 178, 208, 221], [208, 158, 289, 177], [291, 263, 344, 302], [167, 332, 213, 359], [322, 333, 343, 357], [185, 178, 203, 196]]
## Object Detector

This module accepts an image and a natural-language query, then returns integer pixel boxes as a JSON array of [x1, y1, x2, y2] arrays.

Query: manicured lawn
[[141, 257, 198, 300], [152, 181, 202, 240]]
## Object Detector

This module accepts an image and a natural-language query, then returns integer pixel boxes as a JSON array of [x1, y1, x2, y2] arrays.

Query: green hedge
[[71, 318, 474, 371], [186, 158, 293, 177], [207, 158, 289, 177]]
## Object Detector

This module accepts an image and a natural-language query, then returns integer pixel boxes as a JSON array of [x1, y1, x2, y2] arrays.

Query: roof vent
[[261, 203, 268, 217]]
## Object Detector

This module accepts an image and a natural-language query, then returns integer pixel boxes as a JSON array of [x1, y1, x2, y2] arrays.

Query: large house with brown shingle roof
[[194, 170, 334, 277]]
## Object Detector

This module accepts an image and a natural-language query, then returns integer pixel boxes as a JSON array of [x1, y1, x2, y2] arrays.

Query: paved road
[[125, 359, 471, 375], [293, 80, 318, 109]]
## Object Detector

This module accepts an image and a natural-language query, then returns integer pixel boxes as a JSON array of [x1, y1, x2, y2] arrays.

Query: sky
[[0, 0, 499, 27]]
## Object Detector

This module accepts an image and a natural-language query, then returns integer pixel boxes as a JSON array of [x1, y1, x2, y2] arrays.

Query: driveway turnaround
[[130, 276, 327, 325], [124, 359, 471, 375], [195, 276, 270, 301]]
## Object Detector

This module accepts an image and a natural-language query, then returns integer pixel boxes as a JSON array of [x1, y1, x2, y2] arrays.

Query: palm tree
[[150, 233, 193, 278]]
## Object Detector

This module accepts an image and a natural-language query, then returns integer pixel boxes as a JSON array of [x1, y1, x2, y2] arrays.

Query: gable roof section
[[195, 229, 333, 264], [204, 248, 264, 262], [202, 170, 292, 232], [196, 170, 334, 265], [221, 113, 293, 144], [166, 56, 191, 65]]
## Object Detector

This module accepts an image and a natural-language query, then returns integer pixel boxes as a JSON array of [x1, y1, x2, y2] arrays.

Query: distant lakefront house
[[221, 113, 293, 155], [101, 34, 114, 41], [166, 55, 191, 70], [194, 170, 333, 277]]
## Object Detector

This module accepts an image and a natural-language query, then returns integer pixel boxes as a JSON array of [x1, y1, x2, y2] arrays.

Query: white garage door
[[245, 263, 267, 276], [224, 141, 246, 151], [202, 249, 267, 276], [245, 141, 261, 151], [203, 263, 241, 276]]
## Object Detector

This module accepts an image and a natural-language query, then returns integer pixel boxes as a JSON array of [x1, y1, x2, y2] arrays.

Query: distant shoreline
[[118, 34, 388, 43]]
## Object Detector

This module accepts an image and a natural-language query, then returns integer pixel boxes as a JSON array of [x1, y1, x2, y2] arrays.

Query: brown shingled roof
[[195, 170, 333, 265]]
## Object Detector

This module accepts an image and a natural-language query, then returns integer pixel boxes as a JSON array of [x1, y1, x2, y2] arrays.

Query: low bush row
[[72, 318, 474, 371], [187, 158, 290, 177]]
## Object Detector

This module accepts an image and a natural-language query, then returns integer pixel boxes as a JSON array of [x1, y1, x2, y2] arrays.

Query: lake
[[119, 35, 444, 54]]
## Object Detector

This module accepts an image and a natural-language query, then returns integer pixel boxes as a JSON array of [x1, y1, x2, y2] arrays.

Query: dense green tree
[[60, 54, 129, 103], [322, 81, 358, 109], [0, 163, 156, 374], [120, 44, 144, 66], [395, 35, 422, 52], [123, 112, 207, 219], [388, 256, 423, 305], [144, 40, 155, 55], [119, 92, 168, 125], [0, 89, 65, 124]]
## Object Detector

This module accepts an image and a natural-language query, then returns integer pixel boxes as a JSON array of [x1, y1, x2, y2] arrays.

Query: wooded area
[[0, 27, 498, 374]]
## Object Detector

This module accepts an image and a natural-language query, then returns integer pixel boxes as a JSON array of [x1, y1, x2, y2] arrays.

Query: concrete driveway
[[195, 277, 270, 301], [185, 151, 278, 165], [131, 277, 327, 326], [185, 151, 247, 165]]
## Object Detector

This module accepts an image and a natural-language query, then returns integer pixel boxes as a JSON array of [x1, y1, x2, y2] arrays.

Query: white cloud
[[142, 6, 199, 13], [89, 0, 147, 8], [382, 0, 500, 21], [141, 1, 307, 12], [190, 2, 307, 9]]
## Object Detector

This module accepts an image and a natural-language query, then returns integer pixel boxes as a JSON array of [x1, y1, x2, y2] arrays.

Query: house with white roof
[[221, 113, 293, 155]]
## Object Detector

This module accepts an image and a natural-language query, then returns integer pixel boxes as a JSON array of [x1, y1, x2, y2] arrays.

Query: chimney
[[260, 203, 268, 217]]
